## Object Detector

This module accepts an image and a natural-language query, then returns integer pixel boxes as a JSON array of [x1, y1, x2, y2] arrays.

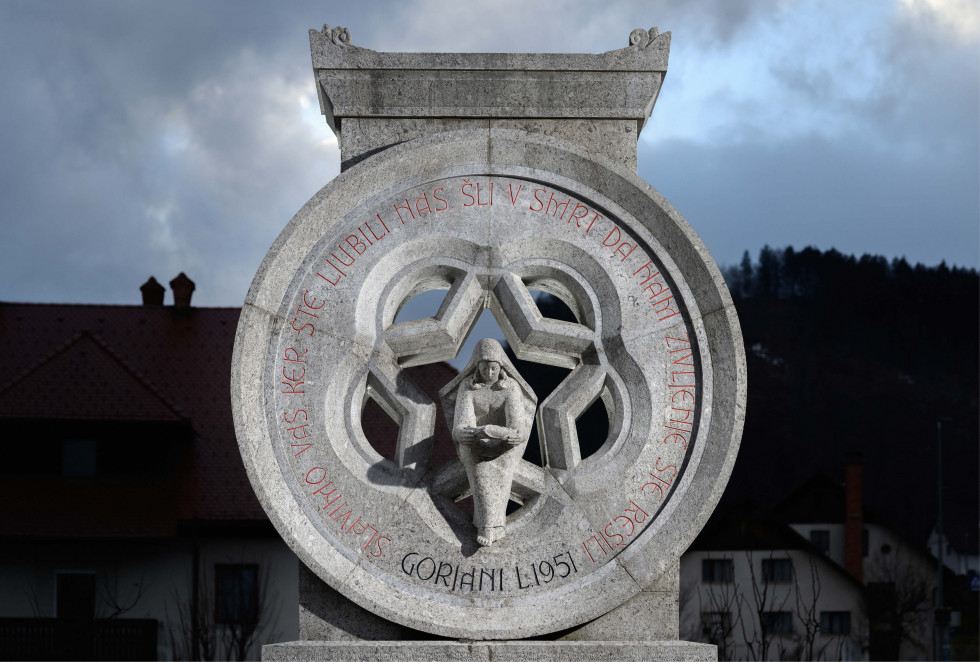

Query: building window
[[56, 572, 96, 619], [810, 529, 830, 554], [702, 558, 733, 583], [821, 611, 851, 635], [701, 611, 731, 644], [62, 439, 97, 478], [762, 611, 793, 635], [215, 564, 258, 624], [762, 558, 793, 583]]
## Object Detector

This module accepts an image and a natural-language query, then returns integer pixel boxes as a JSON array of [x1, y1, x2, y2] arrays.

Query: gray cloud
[[643, 133, 979, 269], [0, 1, 353, 305], [365, 0, 778, 53], [0, 0, 975, 309]]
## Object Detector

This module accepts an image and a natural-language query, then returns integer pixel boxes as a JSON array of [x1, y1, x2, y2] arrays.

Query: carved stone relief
[[232, 128, 746, 639], [440, 338, 537, 546]]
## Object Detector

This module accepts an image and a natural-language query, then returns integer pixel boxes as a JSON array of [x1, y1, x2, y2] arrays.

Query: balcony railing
[[0, 618, 157, 661]]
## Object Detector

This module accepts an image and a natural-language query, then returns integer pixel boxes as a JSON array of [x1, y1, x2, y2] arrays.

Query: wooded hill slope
[[725, 247, 977, 548], [515, 247, 979, 549]]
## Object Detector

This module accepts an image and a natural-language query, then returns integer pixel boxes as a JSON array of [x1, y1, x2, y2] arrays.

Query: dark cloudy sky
[[1, 0, 977, 307]]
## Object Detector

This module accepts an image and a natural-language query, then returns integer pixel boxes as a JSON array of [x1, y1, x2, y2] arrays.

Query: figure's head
[[440, 336, 538, 412], [470, 338, 508, 385], [477, 360, 501, 384], [471, 338, 507, 362]]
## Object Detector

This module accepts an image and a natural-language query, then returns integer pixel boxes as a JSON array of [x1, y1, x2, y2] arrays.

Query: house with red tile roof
[[0, 275, 457, 660]]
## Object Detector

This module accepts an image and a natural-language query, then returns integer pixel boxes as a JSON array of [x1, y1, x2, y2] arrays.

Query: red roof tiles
[[0, 332, 184, 421], [0, 302, 457, 537]]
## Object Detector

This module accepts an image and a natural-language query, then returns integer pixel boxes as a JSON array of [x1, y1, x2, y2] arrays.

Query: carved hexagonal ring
[[232, 129, 746, 639]]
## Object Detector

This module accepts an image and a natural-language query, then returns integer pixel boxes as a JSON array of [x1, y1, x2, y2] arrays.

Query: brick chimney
[[140, 276, 165, 306], [169, 272, 196, 308], [845, 453, 863, 581]]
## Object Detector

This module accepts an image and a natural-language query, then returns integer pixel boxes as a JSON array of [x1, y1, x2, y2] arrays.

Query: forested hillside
[[514, 247, 979, 547], [725, 247, 977, 546]]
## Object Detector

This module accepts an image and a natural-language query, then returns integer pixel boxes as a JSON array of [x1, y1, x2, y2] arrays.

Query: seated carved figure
[[439, 339, 537, 546]]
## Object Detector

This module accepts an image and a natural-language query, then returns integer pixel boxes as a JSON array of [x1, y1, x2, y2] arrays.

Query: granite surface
[[309, 25, 669, 133], [232, 128, 746, 639], [264, 640, 716, 661], [338, 118, 639, 172], [234, 26, 743, 644]]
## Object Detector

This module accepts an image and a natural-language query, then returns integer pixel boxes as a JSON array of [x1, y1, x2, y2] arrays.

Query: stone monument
[[232, 24, 746, 660]]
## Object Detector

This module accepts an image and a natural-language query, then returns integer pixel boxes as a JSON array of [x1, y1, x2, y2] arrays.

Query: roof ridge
[[701, 498, 867, 592], [0, 330, 90, 394], [82, 331, 189, 420], [0, 331, 187, 420]]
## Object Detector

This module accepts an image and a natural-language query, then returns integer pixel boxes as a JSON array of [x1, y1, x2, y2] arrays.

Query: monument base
[[281, 565, 714, 660], [263, 640, 716, 661], [297, 563, 681, 642]]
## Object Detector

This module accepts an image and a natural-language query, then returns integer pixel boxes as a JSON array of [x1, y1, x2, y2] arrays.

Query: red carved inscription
[[664, 333, 696, 450], [581, 501, 650, 563], [280, 346, 307, 395], [640, 456, 678, 502], [303, 467, 391, 557]]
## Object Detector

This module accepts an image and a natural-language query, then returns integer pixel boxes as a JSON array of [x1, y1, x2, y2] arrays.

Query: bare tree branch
[[98, 566, 148, 619], [865, 547, 933, 659], [793, 553, 822, 660], [165, 549, 281, 661], [695, 556, 742, 661]]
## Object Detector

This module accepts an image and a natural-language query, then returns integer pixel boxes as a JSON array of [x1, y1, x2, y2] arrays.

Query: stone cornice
[[310, 25, 671, 133]]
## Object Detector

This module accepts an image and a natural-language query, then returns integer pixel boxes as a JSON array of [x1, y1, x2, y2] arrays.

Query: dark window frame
[[56, 571, 97, 619], [810, 529, 830, 554], [761, 558, 794, 583], [62, 439, 98, 478], [762, 610, 794, 635], [820, 610, 851, 635], [701, 610, 731, 644], [701, 558, 734, 583], [214, 564, 259, 625]]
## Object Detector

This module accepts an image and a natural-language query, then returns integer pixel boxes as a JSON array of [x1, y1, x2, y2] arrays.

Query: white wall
[[680, 548, 868, 661], [789, 523, 846, 568], [926, 528, 979, 577], [863, 523, 937, 661], [0, 536, 298, 661]]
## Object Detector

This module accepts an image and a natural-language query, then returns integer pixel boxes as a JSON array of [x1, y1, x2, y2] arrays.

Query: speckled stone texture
[[298, 564, 403, 641], [338, 118, 640, 172], [311, 24, 668, 172], [235, 27, 742, 657], [309, 26, 668, 130], [263, 640, 716, 661], [297, 558, 681, 643]]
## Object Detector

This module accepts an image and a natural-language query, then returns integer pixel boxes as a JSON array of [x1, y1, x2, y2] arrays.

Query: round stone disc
[[232, 129, 746, 639]]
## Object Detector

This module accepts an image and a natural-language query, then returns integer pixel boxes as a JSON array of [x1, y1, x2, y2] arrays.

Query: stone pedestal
[[298, 565, 405, 641], [297, 562, 682, 643], [338, 118, 640, 172], [264, 640, 716, 661]]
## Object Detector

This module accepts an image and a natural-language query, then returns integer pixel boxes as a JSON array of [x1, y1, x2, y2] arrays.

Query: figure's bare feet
[[477, 526, 506, 546]]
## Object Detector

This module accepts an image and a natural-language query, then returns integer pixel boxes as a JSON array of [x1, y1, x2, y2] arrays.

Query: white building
[[926, 525, 979, 580], [680, 459, 977, 661], [680, 499, 868, 661]]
